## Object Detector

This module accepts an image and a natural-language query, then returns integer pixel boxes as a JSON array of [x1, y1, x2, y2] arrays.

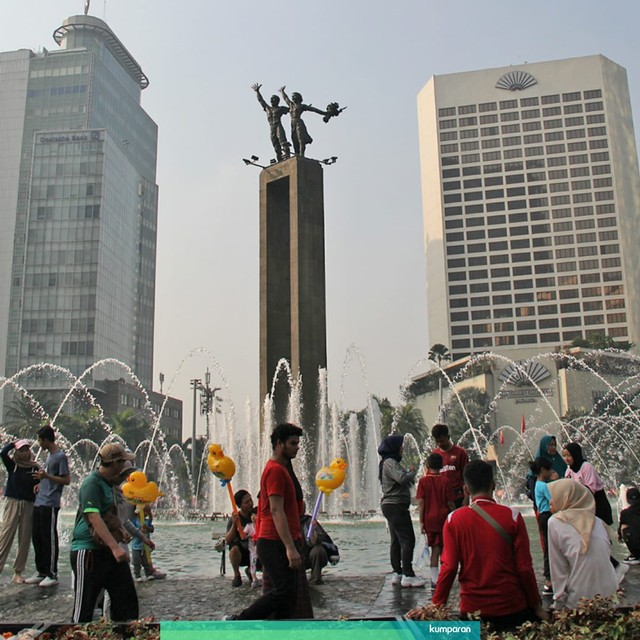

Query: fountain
[[405, 347, 640, 501], [0, 346, 387, 519], [3, 345, 637, 520]]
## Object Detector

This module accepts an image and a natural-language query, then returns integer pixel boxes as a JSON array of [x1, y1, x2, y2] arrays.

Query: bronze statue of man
[[252, 83, 291, 162]]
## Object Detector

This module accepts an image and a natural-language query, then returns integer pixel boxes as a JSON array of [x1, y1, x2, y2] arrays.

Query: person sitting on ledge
[[225, 489, 255, 587], [300, 514, 340, 585], [619, 487, 640, 565]]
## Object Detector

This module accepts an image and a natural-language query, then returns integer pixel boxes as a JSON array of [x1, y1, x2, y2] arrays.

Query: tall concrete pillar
[[259, 156, 327, 459]]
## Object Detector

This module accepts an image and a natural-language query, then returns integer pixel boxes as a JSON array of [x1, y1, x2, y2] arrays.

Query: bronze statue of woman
[[279, 87, 330, 157]]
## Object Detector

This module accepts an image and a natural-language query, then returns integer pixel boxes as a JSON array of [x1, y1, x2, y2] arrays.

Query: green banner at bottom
[[161, 620, 481, 640]]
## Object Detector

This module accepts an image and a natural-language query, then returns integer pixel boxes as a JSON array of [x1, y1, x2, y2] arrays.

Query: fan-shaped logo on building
[[495, 71, 537, 91], [498, 361, 551, 386]]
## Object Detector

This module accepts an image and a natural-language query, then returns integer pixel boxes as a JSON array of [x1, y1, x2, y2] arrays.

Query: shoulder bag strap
[[469, 501, 513, 546]]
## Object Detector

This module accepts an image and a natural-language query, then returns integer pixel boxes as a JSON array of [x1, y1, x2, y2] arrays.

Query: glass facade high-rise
[[417, 55, 640, 361], [0, 15, 158, 407]]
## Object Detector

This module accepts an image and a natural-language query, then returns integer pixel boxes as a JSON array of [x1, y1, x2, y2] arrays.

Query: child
[[619, 486, 640, 565], [530, 456, 554, 594], [131, 505, 166, 581], [243, 512, 259, 589], [416, 453, 455, 587]]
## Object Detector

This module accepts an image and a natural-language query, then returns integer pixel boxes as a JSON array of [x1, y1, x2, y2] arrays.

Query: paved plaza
[[1, 566, 640, 623]]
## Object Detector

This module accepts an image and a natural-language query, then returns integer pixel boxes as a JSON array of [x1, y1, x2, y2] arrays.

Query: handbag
[[86, 504, 127, 547]]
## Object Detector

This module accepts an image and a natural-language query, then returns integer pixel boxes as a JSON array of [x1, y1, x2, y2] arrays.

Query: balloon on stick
[[207, 444, 244, 538], [122, 470, 164, 564], [308, 457, 348, 541]]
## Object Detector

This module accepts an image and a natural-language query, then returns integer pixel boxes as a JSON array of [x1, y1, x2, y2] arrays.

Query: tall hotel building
[[418, 55, 640, 361], [0, 15, 158, 407]]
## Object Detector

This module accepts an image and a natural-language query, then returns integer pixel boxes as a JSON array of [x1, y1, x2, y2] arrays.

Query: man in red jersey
[[431, 423, 469, 508], [227, 423, 306, 620], [412, 459, 548, 633]]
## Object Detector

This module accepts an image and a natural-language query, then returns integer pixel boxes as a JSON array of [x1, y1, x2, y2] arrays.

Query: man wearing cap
[[0, 439, 39, 583], [26, 425, 70, 587], [70, 443, 139, 623], [619, 487, 640, 565]]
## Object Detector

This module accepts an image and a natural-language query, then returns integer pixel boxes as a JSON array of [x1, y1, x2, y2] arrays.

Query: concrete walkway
[[1, 566, 639, 623]]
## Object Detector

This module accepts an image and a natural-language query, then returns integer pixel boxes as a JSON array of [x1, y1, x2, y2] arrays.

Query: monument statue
[[251, 83, 291, 162], [84, 0, 90, 15], [278, 86, 345, 158]]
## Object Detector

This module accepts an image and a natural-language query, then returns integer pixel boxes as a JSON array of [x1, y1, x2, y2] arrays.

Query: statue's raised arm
[[252, 83, 290, 162]]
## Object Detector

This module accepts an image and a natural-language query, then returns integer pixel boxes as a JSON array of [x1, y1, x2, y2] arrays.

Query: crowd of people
[[0, 431, 166, 623], [0, 421, 637, 631]]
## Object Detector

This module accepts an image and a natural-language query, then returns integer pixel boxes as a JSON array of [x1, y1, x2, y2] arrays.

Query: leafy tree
[[428, 344, 451, 414], [443, 386, 491, 444], [571, 333, 634, 351], [107, 409, 150, 449], [428, 343, 451, 367], [4, 394, 57, 437], [54, 406, 107, 444]]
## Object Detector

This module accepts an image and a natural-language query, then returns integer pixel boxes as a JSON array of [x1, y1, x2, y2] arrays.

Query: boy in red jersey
[[416, 453, 455, 587], [431, 423, 469, 508], [410, 459, 548, 633]]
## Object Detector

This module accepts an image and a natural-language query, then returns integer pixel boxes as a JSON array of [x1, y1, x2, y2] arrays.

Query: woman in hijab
[[547, 479, 617, 609], [535, 435, 567, 479], [378, 434, 425, 588], [0, 439, 39, 583]]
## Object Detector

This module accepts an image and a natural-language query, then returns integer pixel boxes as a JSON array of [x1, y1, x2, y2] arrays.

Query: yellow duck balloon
[[315, 457, 348, 495], [122, 471, 164, 505], [207, 443, 236, 483]]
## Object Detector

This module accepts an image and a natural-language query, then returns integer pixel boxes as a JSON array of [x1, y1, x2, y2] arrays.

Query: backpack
[[525, 473, 537, 508]]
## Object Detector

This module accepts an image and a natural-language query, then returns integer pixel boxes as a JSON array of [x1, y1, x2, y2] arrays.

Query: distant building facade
[[409, 346, 640, 456], [417, 55, 640, 361], [92, 379, 182, 445], [0, 15, 158, 415]]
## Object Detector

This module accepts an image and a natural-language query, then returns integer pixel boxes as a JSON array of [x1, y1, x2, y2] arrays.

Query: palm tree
[[4, 394, 57, 437], [428, 343, 451, 419], [443, 386, 491, 444], [108, 409, 148, 449]]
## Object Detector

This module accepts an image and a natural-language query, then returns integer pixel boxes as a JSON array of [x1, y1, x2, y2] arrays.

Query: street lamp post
[[189, 378, 202, 487], [199, 368, 221, 442]]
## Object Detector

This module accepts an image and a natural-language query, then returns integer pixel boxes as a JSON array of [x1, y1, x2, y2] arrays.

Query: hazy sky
[[4, 1, 640, 439]]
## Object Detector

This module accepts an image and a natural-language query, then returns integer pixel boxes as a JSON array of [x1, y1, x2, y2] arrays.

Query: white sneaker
[[401, 575, 427, 588], [623, 556, 640, 565], [616, 562, 629, 586], [390, 572, 402, 585], [38, 576, 59, 588], [24, 574, 45, 585]]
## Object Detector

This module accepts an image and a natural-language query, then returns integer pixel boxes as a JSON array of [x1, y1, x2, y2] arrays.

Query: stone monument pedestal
[[259, 156, 327, 461]]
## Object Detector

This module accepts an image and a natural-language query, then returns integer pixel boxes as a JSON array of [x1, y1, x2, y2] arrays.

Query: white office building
[[417, 55, 640, 362]]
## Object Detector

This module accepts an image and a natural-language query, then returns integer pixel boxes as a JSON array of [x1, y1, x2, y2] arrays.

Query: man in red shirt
[[422, 459, 548, 633], [431, 423, 469, 508], [229, 423, 304, 620]]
